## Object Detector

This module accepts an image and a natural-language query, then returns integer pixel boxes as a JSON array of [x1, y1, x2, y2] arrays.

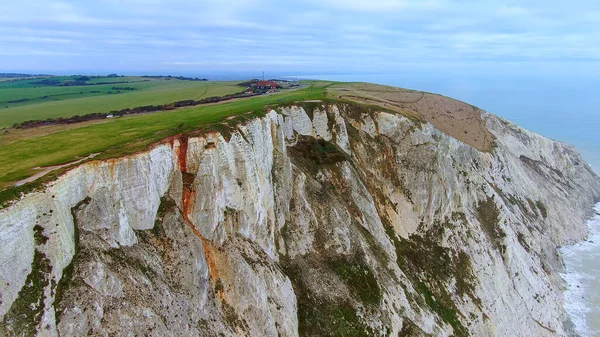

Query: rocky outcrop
[[1, 102, 599, 337]]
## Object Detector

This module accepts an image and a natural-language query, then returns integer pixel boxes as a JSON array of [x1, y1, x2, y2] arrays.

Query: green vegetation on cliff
[[1, 226, 52, 336], [283, 259, 378, 337], [382, 221, 472, 337]]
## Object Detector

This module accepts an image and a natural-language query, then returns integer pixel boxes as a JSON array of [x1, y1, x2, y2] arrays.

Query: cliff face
[[1, 103, 599, 337]]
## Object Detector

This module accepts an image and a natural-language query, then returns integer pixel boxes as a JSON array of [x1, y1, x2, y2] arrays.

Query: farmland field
[[0, 76, 243, 127], [0, 80, 327, 190]]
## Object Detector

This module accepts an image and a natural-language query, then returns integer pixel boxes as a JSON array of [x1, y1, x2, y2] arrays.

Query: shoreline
[[560, 202, 600, 337]]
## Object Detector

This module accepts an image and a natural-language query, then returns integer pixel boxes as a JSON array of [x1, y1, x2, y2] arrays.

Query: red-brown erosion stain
[[174, 135, 221, 283], [177, 135, 189, 172]]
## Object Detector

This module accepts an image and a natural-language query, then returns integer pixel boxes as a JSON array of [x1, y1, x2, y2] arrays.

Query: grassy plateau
[[0, 76, 328, 194], [0, 76, 242, 128]]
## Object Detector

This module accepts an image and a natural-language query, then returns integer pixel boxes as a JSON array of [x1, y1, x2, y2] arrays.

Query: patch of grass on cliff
[[328, 257, 381, 306], [221, 300, 250, 331], [287, 136, 348, 177], [288, 136, 348, 168], [517, 232, 531, 253], [417, 282, 467, 337], [283, 262, 377, 337], [381, 221, 472, 337], [398, 318, 432, 337], [490, 183, 530, 218], [154, 196, 177, 231], [455, 252, 478, 303], [2, 249, 52, 336], [2, 222, 52, 335], [535, 200, 548, 218], [476, 196, 506, 253], [0, 181, 44, 208], [33, 225, 49, 245]]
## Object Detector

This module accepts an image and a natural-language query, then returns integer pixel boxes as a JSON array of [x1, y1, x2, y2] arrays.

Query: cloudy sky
[[1, 0, 599, 75]]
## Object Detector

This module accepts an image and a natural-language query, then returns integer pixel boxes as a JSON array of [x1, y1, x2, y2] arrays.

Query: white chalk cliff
[[0, 102, 599, 337]]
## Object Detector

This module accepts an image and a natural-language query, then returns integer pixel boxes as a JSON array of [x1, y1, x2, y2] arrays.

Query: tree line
[[12, 90, 256, 129]]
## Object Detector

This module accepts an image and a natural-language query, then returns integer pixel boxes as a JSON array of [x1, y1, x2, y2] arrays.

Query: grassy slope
[[0, 77, 42, 83], [0, 76, 140, 88], [0, 79, 161, 103], [0, 78, 242, 127], [0, 82, 327, 187]]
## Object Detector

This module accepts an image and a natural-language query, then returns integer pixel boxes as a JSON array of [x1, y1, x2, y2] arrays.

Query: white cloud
[[317, 0, 445, 13], [0, 0, 599, 72], [496, 6, 528, 17]]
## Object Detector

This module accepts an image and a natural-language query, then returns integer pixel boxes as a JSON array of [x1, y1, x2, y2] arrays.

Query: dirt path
[[15, 153, 100, 186]]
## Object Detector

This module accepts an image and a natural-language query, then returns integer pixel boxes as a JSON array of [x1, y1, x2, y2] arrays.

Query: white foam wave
[[561, 202, 600, 337]]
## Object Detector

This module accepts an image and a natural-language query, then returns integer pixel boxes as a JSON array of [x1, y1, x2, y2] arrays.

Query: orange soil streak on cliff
[[177, 136, 189, 172], [181, 204, 220, 280], [182, 176, 195, 217], [176, 136, 220, 282], [200, 236, 221, 282]]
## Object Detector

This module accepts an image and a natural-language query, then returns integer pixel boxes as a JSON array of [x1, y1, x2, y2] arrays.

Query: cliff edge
[[1, 97, 599, 336]]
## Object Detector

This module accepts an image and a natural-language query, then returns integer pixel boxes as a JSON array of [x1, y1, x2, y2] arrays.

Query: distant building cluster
[[245, 79, 299, 94], [255, 80, 279, 91]]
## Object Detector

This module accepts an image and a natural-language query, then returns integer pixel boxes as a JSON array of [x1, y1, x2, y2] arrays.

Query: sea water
[[561, 203, 600, 337]]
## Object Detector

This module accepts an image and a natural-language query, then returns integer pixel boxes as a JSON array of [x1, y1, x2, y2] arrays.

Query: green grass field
[[0, 77, 44, 83], [0, 76, 144, 88], [0, 76, 243, 127], [0, 81, 328, 189]]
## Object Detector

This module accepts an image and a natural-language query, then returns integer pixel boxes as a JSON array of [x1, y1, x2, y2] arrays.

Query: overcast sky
[[1, 0, 600, 75]]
